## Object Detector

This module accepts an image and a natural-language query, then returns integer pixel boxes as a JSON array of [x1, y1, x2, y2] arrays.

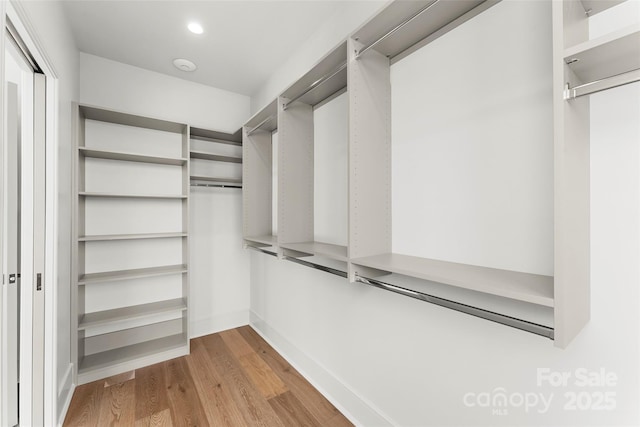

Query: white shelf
[[190, 150, 242, 163], [79, 147, 186, 165], [351, 253, 554, 307], [78, 264, 187, 285], [191, 175, 242, 184], [190, 126, 242, 145], [281, 41, 347, 107], [80, 105, 185, 134], [245, 235, 277, 246], [79, 192, 187, 199], [564, 24, 640, 83], [78, 333, 187, 375], [78, 298, 187, 331], [79, 232, 186, 241], [245, 99, 278, 133], [281, 241, 347, 261]]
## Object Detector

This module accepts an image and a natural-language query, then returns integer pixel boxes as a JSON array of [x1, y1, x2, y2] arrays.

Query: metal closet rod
[[283, 62, 347, 110], [190, 183, 242, 189], [566, 68, 640, 99], [283, 256, 348, 278], [355, 275, 554, 340], [246, 114, 276, 136], [355, 0, 440, 59]]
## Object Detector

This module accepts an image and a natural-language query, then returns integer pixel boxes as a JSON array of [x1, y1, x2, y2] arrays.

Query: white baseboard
[[190, 309, 249, 339], [57, 363, 75, 427], [250, 311, 394, 427]]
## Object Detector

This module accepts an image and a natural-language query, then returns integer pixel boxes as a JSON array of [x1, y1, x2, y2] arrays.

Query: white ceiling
[[62, 1, 345, 96]]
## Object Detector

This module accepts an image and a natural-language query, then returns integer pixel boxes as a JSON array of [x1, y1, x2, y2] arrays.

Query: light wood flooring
[[64, 326, 352, 426]]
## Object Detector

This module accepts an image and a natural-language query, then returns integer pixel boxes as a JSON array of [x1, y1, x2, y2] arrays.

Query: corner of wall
[[190, 309, 250, 338]]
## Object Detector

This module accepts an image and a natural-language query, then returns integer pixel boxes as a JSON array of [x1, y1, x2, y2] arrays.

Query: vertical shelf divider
[[277, 96, 314, 247], [347, 36, 392, 281], [551, 0, 591, 348]]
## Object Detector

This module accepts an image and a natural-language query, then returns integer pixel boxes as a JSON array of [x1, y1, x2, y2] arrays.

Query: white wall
[[8, 0, 79, 424], [80, 52, 249, 132], [249, 1, 640, 426], [79, 52, 252, 343], [391, 0, 553, 275]]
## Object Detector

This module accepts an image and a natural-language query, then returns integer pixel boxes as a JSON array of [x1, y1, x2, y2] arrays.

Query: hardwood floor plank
[[135, 363, 170, 420], [237, 326, 345, 424], [97, 379, 136, 425], [268, 390, 321, 427], [185, 338, 249, 427], [164, 357, 209, 426], [64, 380, 105, 426], [200, 333, 286, 427], [219, 328, 255, 358], [135, 408, 173, 427], [238, 352, 289, 399]]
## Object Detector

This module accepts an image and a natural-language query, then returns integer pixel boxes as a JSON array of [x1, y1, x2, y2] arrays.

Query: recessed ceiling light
[[173, 58, 197, 72], [188, 22, 203, 34]]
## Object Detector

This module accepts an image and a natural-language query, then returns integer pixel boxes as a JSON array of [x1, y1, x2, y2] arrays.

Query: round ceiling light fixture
[[173, 58, 197, 72], [187, 22, 203, 34]]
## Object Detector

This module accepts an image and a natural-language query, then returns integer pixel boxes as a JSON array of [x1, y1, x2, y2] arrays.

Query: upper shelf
[[352, 0, 494, 62], [80, 105, 185, 134], [351, 253, 554, 307], [245, 99, 278, 134], [79, 147, 186, 166], [190, 126, 242, 145], [565, 24, 640, 83], [281, 41, 347, 108], [190, 150, 242, 163]]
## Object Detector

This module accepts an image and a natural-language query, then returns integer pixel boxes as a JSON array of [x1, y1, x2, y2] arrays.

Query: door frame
[[1, 1, 60, 425]]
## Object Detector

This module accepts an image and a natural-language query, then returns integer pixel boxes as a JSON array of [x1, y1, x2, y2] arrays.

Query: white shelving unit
[[242, 0, 632, 347], [189, 126, 243, 188], [243, 99, 279, 248], [72, 105, 190, 384]]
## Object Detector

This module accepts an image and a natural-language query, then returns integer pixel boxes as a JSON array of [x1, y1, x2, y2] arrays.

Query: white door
[[1, 23, 45, 427], [1, 78, 20, 427]]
